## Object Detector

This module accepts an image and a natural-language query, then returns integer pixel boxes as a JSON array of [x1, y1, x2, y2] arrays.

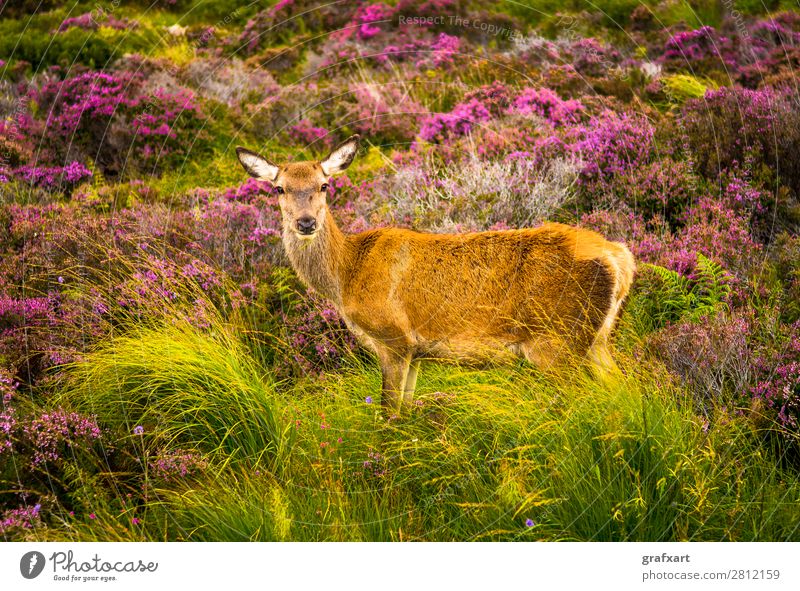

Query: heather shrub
[[386, 154, 579, 231], [417, 82, 512, 144], [679, 86, 800, 197], [0, 369, 104, 526], [246, 82, 352, 145], [287, 119, 333, 150], [195, 181, 283, 282], [568, 37, 623, 78], [238, 0, 351, 54], [348, 83, 424, 143], [0, 121, 34, 168], [658, 26, 736, 75], [749, 321, 800, 444], [32, 71, 209, 176], [0, 197, 254, 381], [279, 291, 359, 378], [665, 197, 761, 277], [569, 110, 656, 200], [180, 58, 280, 107], [419, 99, 493, 143], [594, 158, 697, 224], [0, 503, 42, 538], [738, 13, 800, 86], [648, 312, 751, 408], [769, 233, 800, 323], [508, 87, 584, 126], [57, 11, 133, 32], [1, 162, 92, 195]]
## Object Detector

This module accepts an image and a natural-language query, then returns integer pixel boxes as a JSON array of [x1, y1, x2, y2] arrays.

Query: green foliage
[[58, 321, 294, 471], [47, 325, 800, 541], [661, 74, 716, 105], [504, 0, 726, 29], [0, 13, 161, 70], [733, 0, 782, 15], [624, 254, 732, 338]]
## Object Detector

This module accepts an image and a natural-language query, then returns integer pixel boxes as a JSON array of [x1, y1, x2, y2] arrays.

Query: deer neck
[[282, 208, 347, 304]]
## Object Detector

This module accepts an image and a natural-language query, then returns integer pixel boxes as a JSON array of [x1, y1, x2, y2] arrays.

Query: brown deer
[[236, 135, 635, 415]]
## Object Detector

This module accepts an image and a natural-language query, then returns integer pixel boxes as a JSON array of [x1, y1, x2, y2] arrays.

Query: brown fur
[[237, 137, 636, 415]]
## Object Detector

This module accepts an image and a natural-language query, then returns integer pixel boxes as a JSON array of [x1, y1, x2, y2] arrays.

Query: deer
[[236, 135, 636, 415]]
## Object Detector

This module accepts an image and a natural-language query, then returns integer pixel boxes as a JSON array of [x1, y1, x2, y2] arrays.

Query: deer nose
[[296, 216, 317, 235]]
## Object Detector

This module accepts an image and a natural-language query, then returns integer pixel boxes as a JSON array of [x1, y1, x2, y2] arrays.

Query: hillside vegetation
[[1, 0, 799, 541]]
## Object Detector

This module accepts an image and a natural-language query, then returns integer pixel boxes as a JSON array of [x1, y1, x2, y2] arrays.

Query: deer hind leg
[[402, 359, 421, 412], [375, 346, 411, 417], [588, 245, 635, 378], [588, 327, 619, 377], [520, 337, 567, 371]]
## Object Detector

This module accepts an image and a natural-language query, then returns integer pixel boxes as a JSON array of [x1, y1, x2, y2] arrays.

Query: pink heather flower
[[509, 88, 583, 126], [357, 4, 394, 40], [288, 119, 332, 149], [419, 98, 492, 142], [131, 517, 140, 525], [149, 449, 207, 480], [0, 504, 42, 532], [10, 161, 92, 190], [423, 33, 460, 67], [89, 513, 96, 520]]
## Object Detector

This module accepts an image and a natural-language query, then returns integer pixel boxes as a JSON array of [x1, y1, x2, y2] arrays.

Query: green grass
[[42, 317, 800, 542]]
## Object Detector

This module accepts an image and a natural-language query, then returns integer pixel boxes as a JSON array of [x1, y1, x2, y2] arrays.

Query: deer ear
[[236, 147, 279, 181], [320, 135, 360, 176]]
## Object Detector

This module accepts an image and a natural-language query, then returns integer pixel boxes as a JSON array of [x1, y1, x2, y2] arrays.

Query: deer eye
[[320, 183, 329, 192], [275, 186, 284, 195]]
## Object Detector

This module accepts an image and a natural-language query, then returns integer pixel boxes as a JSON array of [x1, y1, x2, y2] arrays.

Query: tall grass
[[47, 317, 800, 542]]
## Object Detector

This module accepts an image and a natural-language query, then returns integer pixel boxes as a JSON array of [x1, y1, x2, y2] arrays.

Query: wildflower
[[365, 396, 373, 404], [149, 449, 206, 480], [131, 517, 140, 525], [89, 513, 96, 520], [133, 425, 144, 435], [525, 518, 535, 527]]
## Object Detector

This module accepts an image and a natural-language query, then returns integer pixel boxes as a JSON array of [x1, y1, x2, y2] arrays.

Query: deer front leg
[[376, 347, 411, 416], [402, 359, 421, 412]]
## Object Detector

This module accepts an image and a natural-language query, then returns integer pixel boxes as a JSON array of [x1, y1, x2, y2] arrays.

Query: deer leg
[[588, 326, 620, 379], [402, 359, 421, 412], [520, 337, 563, 371], [376, 347, 411, 417]]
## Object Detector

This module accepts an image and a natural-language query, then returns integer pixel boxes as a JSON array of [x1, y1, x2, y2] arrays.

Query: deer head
[[236, 135, 360, 240]]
